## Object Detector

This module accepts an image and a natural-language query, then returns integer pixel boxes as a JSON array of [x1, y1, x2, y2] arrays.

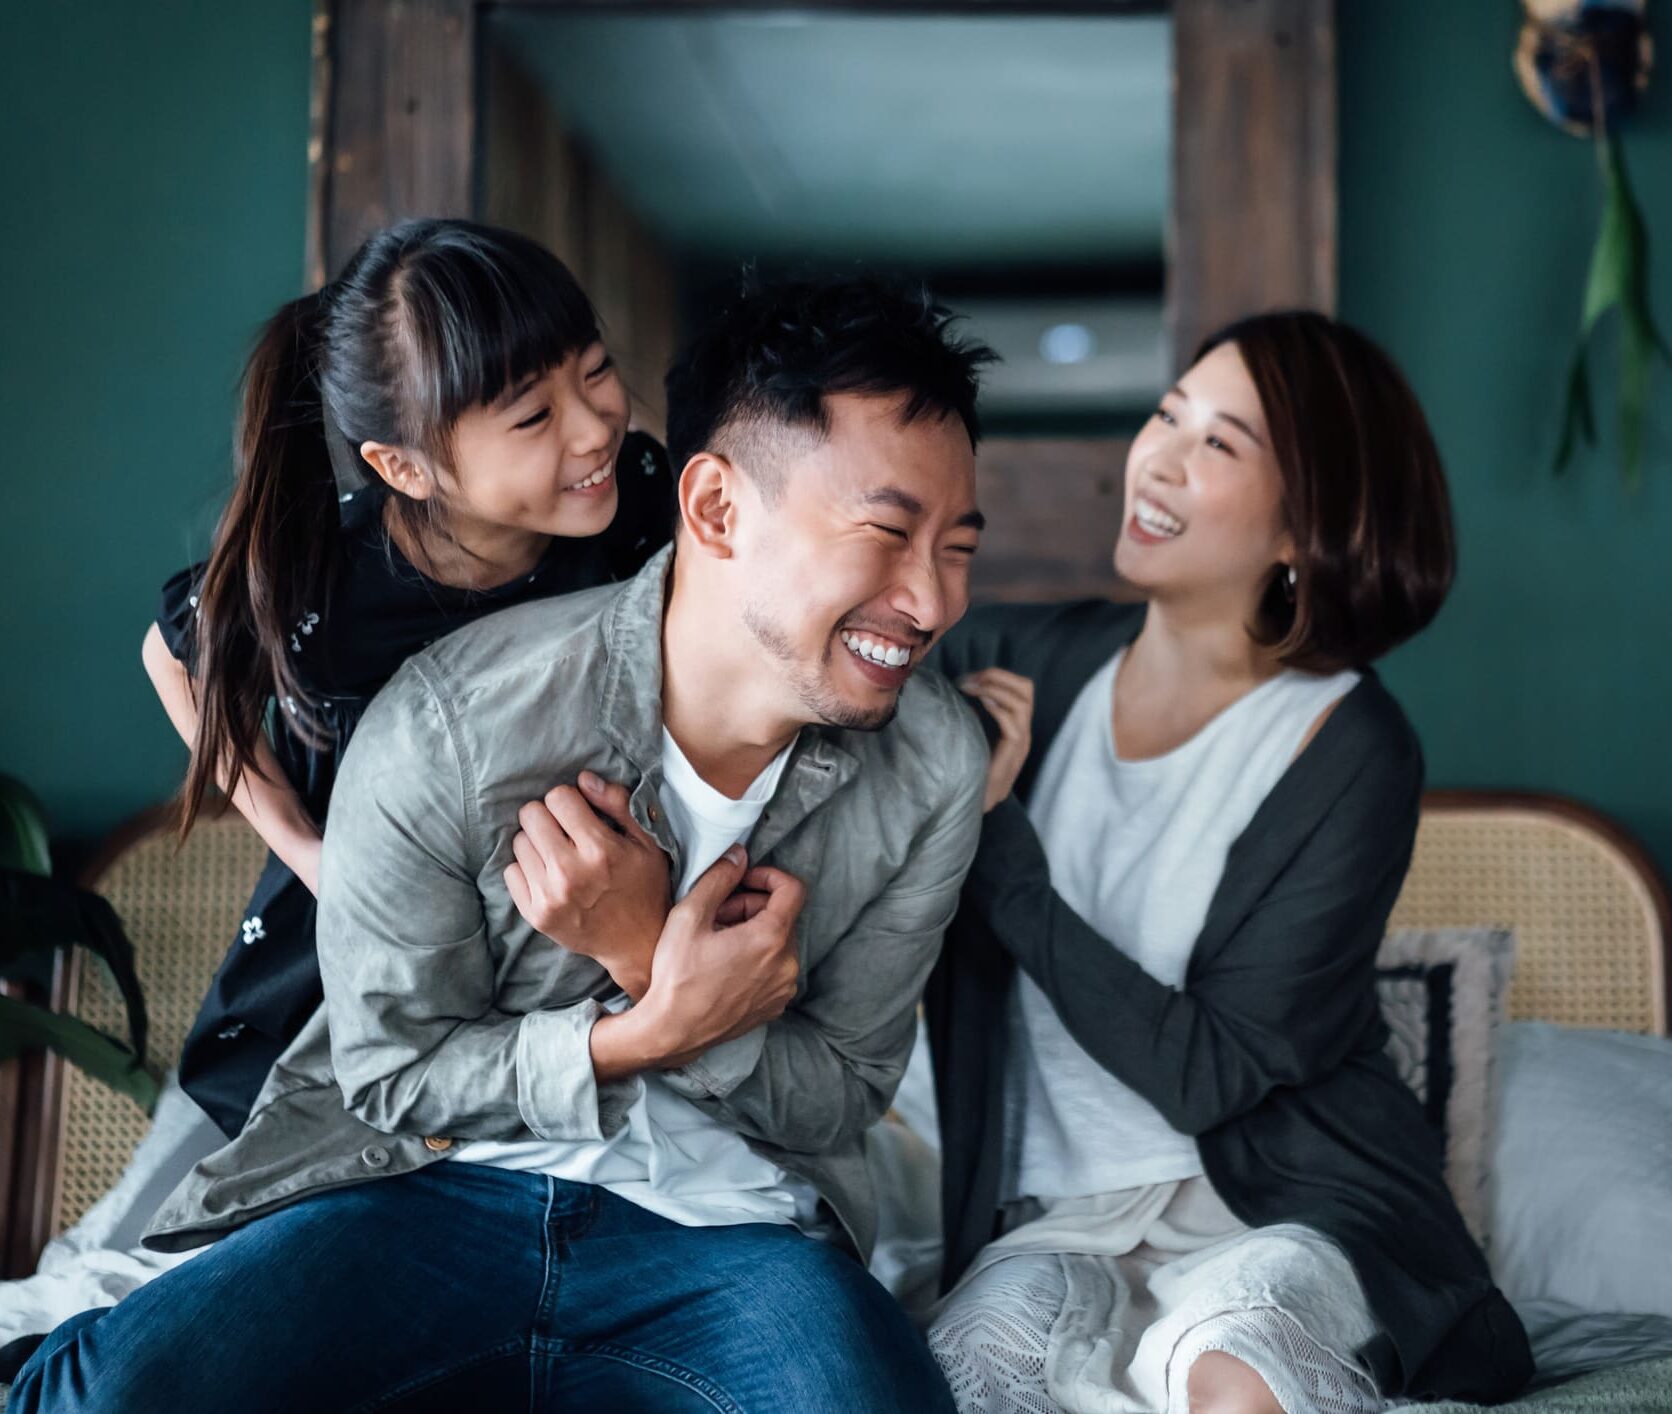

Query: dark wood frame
[[305, 0, 1338, 603], [305, 0, 1339, 362]]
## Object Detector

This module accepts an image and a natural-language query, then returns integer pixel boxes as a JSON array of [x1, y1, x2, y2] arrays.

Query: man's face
[[733, 392, 983, 732]]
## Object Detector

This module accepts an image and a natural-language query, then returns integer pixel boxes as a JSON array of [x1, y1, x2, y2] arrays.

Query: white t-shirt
[[452, 730, 824, 1230], [1003, 647, 1360, 1201]]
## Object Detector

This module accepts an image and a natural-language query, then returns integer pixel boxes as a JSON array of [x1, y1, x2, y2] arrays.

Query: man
[[13, 276, 994, 1413]]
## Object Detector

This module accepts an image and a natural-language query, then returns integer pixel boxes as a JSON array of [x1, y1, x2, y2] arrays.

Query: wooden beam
[[1169, 0, 1336, 368], [971, 440, 1134, 604], [309, 0, 1339, 603], [480, 40, 589, 273], [313, 0, 478, 281], [304, 0, 334, 291], [480, 40, 679, 437], [0, 951, 74, 1279]]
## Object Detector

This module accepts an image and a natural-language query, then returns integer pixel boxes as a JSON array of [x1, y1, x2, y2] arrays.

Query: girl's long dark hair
[[179, 219, 601, 837]]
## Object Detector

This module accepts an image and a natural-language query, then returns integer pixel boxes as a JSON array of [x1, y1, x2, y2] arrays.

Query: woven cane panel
[[1388, 808, 1667, 1036], [53, 810, 267, 1234]]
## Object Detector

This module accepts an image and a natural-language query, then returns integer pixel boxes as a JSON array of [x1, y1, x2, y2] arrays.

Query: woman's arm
[[142, 620, 323, 893], [966, 708, 1421, 1136]]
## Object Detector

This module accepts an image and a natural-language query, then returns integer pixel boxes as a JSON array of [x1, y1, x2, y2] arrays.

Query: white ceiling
[[489, 9, 1171, 267]]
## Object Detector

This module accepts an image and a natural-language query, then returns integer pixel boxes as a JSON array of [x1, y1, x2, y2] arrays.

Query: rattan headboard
[[46, 803, 268, 1236], [1389, 790, 1671, 1036], [31, 787, 1672, 1245]]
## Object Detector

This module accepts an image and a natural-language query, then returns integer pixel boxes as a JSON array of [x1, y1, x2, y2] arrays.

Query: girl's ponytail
[[179, 290, 337, 837]]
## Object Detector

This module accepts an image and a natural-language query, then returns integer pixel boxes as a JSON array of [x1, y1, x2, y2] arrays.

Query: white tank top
[[1003, 646, 1360, 1201]]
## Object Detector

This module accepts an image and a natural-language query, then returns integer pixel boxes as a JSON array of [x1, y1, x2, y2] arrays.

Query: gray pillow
[[1375, 927, 1517, 1252], [1487, 1022, 1672, 1318]]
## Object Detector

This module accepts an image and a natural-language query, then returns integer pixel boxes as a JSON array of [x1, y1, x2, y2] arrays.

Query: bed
[[4, 790, 1671, 1411]]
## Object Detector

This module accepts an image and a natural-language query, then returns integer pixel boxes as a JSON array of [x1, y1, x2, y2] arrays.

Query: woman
[[144, 217, 675, 1137], [925, 312, 1531, 1412]]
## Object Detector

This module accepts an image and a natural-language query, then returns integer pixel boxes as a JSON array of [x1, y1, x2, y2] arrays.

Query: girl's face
[[1114, 340, 1294, 612], [444, 340, 630, 539]]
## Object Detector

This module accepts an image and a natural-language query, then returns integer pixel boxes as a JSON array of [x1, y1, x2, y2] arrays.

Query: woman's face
[[1114, 340, 1294, 610], [444, 340, 630, 539]]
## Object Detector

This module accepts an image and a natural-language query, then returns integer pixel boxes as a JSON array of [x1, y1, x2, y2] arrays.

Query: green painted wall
[[1340, 0, 1672, 883], [4, 0, 1669, 890], [0, 2, 312, 850]]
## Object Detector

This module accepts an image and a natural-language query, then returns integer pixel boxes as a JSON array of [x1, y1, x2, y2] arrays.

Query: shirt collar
[[598, 544, 860, 854]]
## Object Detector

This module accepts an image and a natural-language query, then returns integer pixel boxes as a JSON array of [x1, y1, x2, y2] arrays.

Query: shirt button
[[360, 1145, 390, 1169], [647, 805, 659, 824], [423, 1135, 453, 1152]]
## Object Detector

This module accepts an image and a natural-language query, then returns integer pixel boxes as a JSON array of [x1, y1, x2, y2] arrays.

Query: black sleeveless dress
[[156, 431, 675, 1136]]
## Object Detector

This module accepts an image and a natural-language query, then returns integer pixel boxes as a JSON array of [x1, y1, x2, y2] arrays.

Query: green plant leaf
[[1554, 345, 1595, 475], [1, 868, 149, 1062], [1555, 133, 1671, 483], [0, 775, 51, 877], [0, 993, 159, 1114]]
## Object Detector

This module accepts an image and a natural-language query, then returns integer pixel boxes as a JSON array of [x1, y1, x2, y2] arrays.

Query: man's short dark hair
[[663, 273, 998, 496]]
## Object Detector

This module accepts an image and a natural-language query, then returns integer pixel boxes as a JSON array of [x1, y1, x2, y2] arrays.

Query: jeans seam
[[354, 1336, 528, 1412], [575, 1181, 601, 1237], [559, 1341, 745, 1413], [530, 1174, 562, 1414]]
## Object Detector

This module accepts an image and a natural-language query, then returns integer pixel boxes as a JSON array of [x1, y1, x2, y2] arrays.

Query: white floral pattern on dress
[[290, 610, 321, 653]]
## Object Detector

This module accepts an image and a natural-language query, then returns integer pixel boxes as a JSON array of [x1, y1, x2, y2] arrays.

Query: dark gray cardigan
[[924, 599, 1531, 1404]]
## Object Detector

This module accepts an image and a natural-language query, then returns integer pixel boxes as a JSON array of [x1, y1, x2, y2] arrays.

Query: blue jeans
[[11, 1162, 954, 1413]]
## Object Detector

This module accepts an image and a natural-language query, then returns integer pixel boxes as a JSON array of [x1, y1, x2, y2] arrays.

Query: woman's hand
[[960, 668, 1036, 812], [503, 772, 673, 1001]]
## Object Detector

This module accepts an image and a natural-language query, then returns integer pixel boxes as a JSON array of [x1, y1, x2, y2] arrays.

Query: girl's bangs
[[402, 232, 601, 435]]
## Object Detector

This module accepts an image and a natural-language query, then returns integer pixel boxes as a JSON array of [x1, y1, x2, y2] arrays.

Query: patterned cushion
[[1376, 928, 1517, 1252]]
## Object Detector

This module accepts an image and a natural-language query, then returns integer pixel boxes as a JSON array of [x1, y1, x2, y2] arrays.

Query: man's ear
[[360, 441, 434, 501], [677, 452, 742, 558]]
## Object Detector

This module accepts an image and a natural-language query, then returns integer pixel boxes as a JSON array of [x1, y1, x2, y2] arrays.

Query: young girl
[[144, 218, 675, 1138], [925, 313, 1532, 1412]]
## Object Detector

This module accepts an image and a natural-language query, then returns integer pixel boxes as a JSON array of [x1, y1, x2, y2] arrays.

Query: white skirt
[[925, 1176, 1384, 1414]]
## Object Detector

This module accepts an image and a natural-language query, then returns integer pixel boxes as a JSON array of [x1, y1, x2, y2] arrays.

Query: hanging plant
[[1516, 0, 1669, 484]]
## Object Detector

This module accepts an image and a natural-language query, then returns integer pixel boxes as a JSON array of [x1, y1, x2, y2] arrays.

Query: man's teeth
[[1135, 498, 1184, 537], [567, 466, 613, 491], [841, 632, 911, 668]]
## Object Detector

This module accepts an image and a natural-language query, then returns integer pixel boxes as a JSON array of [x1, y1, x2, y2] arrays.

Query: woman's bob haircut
[[1196, 311, 1456, 672]]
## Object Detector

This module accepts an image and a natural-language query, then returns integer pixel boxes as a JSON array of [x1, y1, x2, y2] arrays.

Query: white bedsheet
[[0, 1076, 221, 1347]]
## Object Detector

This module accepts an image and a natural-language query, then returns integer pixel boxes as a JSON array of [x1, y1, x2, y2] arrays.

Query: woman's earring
[[1282, 564, 1297, 602]]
